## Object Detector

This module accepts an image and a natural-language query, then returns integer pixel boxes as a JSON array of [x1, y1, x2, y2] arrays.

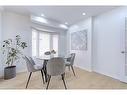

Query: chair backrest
[[70, 53, 76, 65], [23, 56, 36, 72], [46, 57, 65, 76], [28, 56, 36, 65]]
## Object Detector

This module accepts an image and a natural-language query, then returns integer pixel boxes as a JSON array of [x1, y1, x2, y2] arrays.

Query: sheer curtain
[[52, 34, 58, 56], [39, 32, 50, 57], [32, 29, 37, 57], [32, 28, 59, 57]]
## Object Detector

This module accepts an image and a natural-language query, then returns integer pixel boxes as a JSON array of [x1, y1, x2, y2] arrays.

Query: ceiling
[[3, 6, 118, 26]]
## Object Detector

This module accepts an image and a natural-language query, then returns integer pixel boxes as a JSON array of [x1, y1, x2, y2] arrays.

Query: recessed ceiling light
[[59, 24, 68, 29], [41, 13, 45, 17], [34, 17, 48, 24], [82, 12, 86, 16], [65, 22, 68, 25]]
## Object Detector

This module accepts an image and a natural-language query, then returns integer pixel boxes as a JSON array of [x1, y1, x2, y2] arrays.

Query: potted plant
[[2, 35, 27, 80], [51, 50, 56, 54], [50, 50, 56, 58]]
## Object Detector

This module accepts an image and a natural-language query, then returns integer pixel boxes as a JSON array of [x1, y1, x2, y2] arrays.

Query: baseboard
[[74, 65, 120, 81], [16, 69, 27, 74], [0, 75, 3, 78], [74, 64, 92, 72], [93, 69, 119, 81]]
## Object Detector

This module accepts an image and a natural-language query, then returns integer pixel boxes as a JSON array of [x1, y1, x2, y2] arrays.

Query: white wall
[[59, 31, 67, 56], [93, 7, 127, 80], [31, 22, 67, 33], [0, 11, 31, 77], [67, 17, 92, 71], [0, 7, 3, 77]]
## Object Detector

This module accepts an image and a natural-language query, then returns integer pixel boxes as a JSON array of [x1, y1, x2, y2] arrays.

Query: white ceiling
[[4, 6, 118, 26]]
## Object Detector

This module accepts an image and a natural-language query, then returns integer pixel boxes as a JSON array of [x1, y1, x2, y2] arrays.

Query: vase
[[4, 66, 16, 80]]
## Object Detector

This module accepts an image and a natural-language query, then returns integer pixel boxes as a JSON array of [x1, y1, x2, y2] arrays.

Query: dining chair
[[23, 56, 45, 88], [46, 57, 67, 89], [65, 53, 76, 76]]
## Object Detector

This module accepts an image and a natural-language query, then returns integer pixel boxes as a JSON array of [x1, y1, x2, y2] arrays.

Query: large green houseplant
[[2, 35, 27, 79]]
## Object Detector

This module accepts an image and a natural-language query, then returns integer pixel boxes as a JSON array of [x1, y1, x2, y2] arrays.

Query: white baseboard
[[74, 64, 92, 72], [74, 65, 120, 82], [93, 69, 119, 81]]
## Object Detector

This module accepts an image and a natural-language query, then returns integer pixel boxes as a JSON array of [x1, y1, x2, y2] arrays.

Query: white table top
[[36, 55, 51, 60], [35, 55, 68, 60]]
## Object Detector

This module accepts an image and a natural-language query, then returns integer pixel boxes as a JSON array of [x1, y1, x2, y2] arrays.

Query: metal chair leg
[[41, 70, 45, 84], [61, 73, 67, 89], [68, 66, 71, 71], [43, 60, 48, 82], [71, 66, 76, 76], [46, 75, 51, 89], [26, 72, 32, 89]]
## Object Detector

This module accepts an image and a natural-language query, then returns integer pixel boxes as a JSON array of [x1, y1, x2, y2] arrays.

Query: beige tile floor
[[0, 67, 127, 89]]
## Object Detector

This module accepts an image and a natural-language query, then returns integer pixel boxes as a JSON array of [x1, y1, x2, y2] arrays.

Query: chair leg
[[46, 75, 51, 89], [43, 60, 48, 82], [41, 70, 45, 84], [26, 72, 32, 89], [61, 73, 67, 89], [71, 65, 76, 76], [68, 66, 71, 71]]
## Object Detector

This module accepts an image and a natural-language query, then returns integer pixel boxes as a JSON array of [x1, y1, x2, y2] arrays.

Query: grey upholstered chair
[[65, 53, 76, 76], [46, 57, 67, 89], [23, 56, 45, 88]]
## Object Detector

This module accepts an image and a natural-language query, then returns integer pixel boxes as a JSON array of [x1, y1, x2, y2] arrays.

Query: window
[[52, 34, 58, 56], [32, 29, 59, 57], [39, 32, 50, 57], [32, 29, 37, 57]]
